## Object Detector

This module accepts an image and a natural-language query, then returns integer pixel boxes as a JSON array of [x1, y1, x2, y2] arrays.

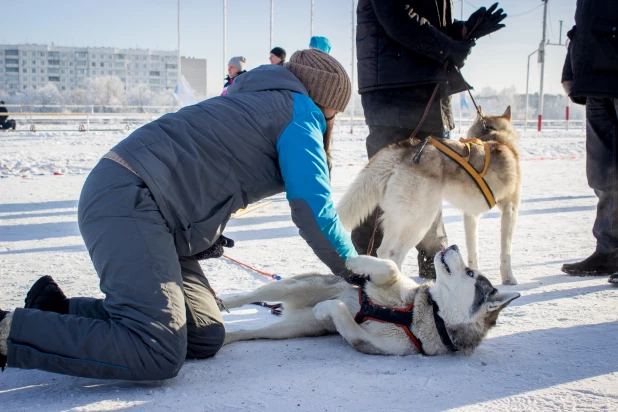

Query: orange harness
[[428, 137, 496, 209]]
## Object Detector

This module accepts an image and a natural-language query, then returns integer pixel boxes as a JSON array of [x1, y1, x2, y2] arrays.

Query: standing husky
[[336, 107, 521, 285], [223, 246, 520, 355]]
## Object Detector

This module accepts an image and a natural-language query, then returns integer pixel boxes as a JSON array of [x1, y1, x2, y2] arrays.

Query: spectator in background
[[269, 47, 286, 65], [560, 0, 618, 286], [222, 56, 247, 95], [0, 101, 16, 130], [309, 36, 332, 54]]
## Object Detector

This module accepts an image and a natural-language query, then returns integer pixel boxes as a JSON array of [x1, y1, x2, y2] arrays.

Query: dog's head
[[467, 106, 517, 143], [429, 245, 520, 355]]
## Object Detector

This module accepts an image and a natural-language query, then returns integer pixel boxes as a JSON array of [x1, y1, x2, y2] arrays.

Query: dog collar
[[354, 290, 425, 354], [427, 293, 459, 353]]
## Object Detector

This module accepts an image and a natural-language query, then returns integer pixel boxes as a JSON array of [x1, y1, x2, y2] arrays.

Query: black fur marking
[[472, 275, 497, 314]]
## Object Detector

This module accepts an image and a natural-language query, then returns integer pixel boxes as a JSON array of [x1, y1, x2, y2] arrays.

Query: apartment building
[[0, 44, 195, 95]]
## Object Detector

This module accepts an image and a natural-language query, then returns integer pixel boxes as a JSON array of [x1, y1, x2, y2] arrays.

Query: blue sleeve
[[277, 94, 358, 275]]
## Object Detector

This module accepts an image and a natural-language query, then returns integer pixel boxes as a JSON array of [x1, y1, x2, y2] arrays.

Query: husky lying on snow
[[337, 106, 521, 285], [223, 246, 519, 356]]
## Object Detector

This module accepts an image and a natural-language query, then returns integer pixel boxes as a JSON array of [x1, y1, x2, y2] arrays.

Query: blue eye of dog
[[467, 270, 474, 278]]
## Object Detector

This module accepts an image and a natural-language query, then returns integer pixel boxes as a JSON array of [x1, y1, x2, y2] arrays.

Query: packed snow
[[0, 123, 617, 411]]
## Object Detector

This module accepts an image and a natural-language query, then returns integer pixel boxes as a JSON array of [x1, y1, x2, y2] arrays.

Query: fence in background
[[0, 105, 585, 133]]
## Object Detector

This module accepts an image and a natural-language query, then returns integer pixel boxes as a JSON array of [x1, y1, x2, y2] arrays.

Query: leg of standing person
[[563, 98, 618, 275]]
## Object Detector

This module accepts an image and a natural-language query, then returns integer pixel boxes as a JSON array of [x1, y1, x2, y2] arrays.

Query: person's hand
[[464, 3, 507, 40], [447, 40, 475, 68], [338, 268, 370, 286], [194, 235, 235, 260]]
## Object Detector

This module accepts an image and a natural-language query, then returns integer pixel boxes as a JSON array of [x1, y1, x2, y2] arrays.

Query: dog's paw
[[346, 255, 373, 275], [313, 301, 335, 321], [502, 276, 518, 285]]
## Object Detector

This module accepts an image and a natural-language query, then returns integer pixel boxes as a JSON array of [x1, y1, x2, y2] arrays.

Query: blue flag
[[460, 93, 470, 109]]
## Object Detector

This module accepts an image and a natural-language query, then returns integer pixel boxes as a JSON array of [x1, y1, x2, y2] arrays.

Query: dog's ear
[[487, 291, 519, 313], [483, 291, 520, 328], [502, 106, 512, 121], [477, 105, 484, 117]]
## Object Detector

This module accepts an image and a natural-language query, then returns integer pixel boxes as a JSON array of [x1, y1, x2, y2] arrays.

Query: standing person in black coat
[[354, 0, 507, 277], [560, 0, 618, 285]]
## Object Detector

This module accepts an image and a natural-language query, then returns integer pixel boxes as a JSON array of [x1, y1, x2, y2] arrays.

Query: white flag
[[173, 75, 198, 108]]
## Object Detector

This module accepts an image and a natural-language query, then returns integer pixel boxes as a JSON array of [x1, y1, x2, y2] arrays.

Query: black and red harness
[[354, 289, 458, 354]]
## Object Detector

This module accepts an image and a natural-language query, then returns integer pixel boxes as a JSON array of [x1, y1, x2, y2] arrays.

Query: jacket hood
[[226, 65, 309, 96]]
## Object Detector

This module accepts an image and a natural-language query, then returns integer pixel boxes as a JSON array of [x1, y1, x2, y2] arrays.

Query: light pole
[[270, 0, 274, 50], [350, 0, 355, 133], [177, 0, 181, 87], [525, 49, 539, 131], [538, 0, 549, 130], [310, 0, 314, 37], [223, 0, 227, 84]]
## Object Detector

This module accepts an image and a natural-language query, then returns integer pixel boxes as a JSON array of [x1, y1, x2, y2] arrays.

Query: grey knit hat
[[228, 56, 246, 72], [285, 49, 351, 113]]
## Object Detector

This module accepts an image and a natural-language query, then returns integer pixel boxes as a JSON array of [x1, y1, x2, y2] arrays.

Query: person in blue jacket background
[[309, 36, 332, 54], [0, 49, 356, 380]]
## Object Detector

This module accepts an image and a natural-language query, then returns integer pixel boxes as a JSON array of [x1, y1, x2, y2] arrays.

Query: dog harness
[[354, 290, 424, 353], [428, 137, 496, 209], [354, 290, 459, 354]]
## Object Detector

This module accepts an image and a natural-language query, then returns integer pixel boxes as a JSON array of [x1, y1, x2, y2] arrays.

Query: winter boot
[[561, 250, 618, 276], [609, 273, 618, 285], [24, 275, 69, 314], [418, 249, 437, 279], [0, 310, 13, 371]]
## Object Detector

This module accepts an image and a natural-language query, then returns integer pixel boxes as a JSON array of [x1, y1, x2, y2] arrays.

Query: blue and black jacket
[[112, 65, 357, 277]]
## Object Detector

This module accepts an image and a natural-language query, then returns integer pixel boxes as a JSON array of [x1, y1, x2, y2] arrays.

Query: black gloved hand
[[464, 3, 507, 40], [194, 235, 235, 260], [447, 39, 475, 68], [341, 269, 371, 287]]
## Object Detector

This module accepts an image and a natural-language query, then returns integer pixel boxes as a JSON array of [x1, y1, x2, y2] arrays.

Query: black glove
[[447, 39, 475, 68], [339, 268, 371, 287], [464, 3, 507, 40], [194, 235, 235, 260]]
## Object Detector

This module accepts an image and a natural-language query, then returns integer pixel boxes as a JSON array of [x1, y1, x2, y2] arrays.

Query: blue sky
[[1, 0, 576, 97]]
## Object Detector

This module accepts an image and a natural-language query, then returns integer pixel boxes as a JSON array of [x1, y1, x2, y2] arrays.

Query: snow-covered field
[[1, 124, 617, 411]]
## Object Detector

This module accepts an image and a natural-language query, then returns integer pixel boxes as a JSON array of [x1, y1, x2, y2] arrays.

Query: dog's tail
[[336, 150, 394, 231]]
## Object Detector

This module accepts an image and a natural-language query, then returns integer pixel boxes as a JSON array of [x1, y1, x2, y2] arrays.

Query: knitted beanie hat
[[228, 56, 247, 72], [285, 49, 351, 113], [270, 47, 286, 62]]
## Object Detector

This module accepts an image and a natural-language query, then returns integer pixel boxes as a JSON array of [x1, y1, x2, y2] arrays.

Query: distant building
[[0, 44, 206, 96]]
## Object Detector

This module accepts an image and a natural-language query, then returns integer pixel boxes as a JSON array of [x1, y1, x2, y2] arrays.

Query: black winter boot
[[24, 275, 69, 314], [0, 309, 10, 371], [418, 249, 437, 279], [561, 250, 618, 276]]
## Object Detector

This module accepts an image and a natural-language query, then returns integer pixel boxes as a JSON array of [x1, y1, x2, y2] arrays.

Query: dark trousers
[[1, 119, 16, 130], [586, 98, 618, 254], [7, 159, 225, 380], [351, 126, 448, 262]]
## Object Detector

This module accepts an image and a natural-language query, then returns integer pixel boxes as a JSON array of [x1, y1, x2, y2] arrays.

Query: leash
[[222, 254, 283, 316], [223, 255, 282, 281], [412, 14, 486, 164]]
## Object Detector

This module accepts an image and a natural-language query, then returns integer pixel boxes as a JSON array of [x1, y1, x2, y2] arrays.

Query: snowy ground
[[1, 124, 617, 411]]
